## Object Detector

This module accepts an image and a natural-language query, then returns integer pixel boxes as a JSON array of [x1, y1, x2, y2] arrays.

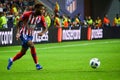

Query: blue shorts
[[20, 34, 33, 49]]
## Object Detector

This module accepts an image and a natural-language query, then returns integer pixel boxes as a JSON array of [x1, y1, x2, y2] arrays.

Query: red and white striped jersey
[[19, 11, 46, 36]]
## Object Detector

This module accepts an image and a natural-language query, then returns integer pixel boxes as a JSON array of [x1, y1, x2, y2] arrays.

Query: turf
[[0, 39, 120, 80]]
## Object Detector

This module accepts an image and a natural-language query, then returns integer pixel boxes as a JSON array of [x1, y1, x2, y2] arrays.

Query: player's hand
[[38, 32, 43, 36], [16, 33, 20, 40]]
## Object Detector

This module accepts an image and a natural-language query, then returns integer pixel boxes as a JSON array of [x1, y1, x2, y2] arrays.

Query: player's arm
[[15, 12, 27, 40], [38, 16, 48, 36], [16, 19, 22, 40], [15, 12, 30, 40]]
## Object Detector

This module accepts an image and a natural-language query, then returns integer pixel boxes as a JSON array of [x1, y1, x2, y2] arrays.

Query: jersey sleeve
[[20, 11, 32, 21], [40, 15, 47, 28]]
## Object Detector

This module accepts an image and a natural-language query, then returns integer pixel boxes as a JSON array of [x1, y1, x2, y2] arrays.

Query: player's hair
[[34, 3, 44, 9]]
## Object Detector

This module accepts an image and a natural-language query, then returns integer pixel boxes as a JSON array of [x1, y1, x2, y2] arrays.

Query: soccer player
[[7, 3, 48, 70]]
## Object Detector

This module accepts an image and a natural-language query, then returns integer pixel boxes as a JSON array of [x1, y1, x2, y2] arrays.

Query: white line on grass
[[37, 40, 120, 50], [0, 40, 120, 53]]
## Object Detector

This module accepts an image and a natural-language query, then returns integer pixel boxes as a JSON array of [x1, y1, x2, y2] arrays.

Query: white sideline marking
[[0, 41, 120, 53], [37, 41, 120, 50]]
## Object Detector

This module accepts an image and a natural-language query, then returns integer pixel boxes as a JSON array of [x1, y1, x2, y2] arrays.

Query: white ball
[[90, 58, 100, 69]]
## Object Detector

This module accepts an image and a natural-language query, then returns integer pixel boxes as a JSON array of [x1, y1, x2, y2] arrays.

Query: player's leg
[[12, 47, 28, 61], [7, 47, 28, 70], [27, 40, 42, 70]]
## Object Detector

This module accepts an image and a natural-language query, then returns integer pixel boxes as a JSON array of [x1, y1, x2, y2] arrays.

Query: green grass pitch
[[0, 39, 120, 80]]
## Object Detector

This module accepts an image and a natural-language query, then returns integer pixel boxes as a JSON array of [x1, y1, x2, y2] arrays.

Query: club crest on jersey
[[65, 0, 77, 14]]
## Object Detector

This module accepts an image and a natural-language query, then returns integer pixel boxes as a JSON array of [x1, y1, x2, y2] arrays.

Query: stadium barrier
[[0, 27, 120, 46]]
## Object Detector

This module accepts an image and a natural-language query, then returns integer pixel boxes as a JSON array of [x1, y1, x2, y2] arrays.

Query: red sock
[[30, 47, 38, 64], [12, 52, 25, 61]]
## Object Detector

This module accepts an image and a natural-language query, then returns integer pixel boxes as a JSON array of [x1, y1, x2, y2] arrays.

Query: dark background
[[40, 0, 120, 24]]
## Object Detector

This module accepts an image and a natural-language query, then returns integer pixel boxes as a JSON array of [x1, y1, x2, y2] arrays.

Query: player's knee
[[27, 41, 34, 47], [20, 51, 26, 55], [29, 45, 34, 48]]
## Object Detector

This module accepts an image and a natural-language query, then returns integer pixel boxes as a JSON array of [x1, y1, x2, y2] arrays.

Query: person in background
[[83, 16, 88, 28], [11, 3, 18, 15], [95, 16, 102, 28], [87, 16, 93, 27], [77, 13, 82, 22], [113, 14, 120, 27], [103, 14, 110, 27], [54, 12, 61, 28], [62, 14, 68, 28], [45, 12, 51, 28], [75, 15, 81, 27], [13, 12, 20, 27], [67, 16, 72, 27], [0, 8, 8, 28]]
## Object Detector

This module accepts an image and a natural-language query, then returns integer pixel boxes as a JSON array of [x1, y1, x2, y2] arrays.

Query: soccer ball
[[89, 58, 100, 69]]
